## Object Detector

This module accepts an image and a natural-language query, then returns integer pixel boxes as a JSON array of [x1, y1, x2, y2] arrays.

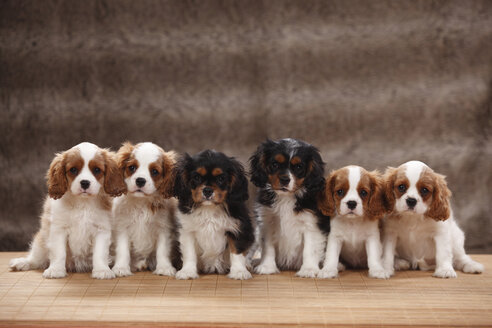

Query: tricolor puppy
[[317, 166, 389, 279], [382, 160, 484, 278], [10, 142, 126, 279], [174, 150, 254, 280], [249, 138, 328, 278], [111, 142, 178, 277]]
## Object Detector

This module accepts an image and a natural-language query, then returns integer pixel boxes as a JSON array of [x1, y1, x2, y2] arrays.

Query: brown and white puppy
[[111, 142, 178, 277], [317, 166, 389, 279], [382, 160, 484, 278], [10, 142, 126, 279]]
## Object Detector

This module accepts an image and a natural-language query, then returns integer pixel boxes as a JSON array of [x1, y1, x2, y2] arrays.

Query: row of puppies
[[10, 139, 483, 280]]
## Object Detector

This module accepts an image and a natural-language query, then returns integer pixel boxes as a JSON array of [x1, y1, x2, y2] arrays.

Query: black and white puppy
[[249, 138, 329, 277], [174, 150, 254, 280]]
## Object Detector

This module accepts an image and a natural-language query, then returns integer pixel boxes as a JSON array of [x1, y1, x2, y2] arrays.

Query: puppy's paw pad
[[92, 269, 116, 279], [228, 269, 252, 280], [43, 267, 67, 279], [394, 258, 411, 271], [317, 269, 338, 279], [9, 258, 30, 271], [112, 266, 133, 277], [153, 266, 176, 277], [175, 268, 199, 280], [433, 268, 457, 278], [369, 268, 390, 279], [295, 267, 319, 278], [463, 262, 484, 274], [254, 263, 279, 275]]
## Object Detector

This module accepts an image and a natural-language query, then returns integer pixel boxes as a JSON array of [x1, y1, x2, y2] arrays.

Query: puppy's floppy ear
[[117, 141, 134, 172], [365, 171, 387, 220], [317, 172, 335, 217], [173, 153, 192, 199], [249, 141, 269, 188], [227, 157, 249, 203], [304, 146, 325, 192], [103, 150, 127, 197], [158, 150, 177, 199], [425, 173, 452, 221], [47, 152, 68, 200], [383, 167, 398, 212]]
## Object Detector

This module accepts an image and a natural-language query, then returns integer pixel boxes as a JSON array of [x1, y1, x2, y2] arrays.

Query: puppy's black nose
[[347, 200, 357, 210], [203, 187, 214, 198], [279, 175, 290, 186], [80, 180, 90, 190], [136, 177, 146, 188], [406, 197, 417, 208]]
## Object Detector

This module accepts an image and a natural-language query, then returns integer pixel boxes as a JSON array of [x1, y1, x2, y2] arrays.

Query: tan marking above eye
[[212, 168, 223, 176], [290, 156, 302, 165], [274, 154, 286, 163], [196, 167, 207, 176]]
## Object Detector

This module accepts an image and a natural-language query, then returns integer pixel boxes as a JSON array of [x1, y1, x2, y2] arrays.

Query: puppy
[[10, 142, 126, 279], [111, 142, 177, 277], [249, 138, 328, 278], [382, 160, 484, 278], [174, 150, 254, 280], [317, 166, 389, 279]]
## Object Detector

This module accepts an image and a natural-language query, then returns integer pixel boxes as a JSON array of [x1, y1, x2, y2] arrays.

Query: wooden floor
[[0, 253, 491, 327]]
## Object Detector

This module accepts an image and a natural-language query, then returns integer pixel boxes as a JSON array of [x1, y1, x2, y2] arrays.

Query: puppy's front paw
[[112, 266, 133, 277], [295, 266, 319, 278], [433, 267, 457, 278], [43, 267, 67, 279], [228, 269, 252, 280], [153, 265, 176, 277], [10, 258, 31, 271], [92, 268, 116, 279], [369, 268, 390, 279], [254, 262, 279, 275], [463, 261, 484, 274], [317, 268, 338, 279], [394, 258, 411, 271], [175, 267, 199, 280]]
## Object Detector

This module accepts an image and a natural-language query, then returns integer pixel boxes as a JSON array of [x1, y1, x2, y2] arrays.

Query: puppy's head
[[117, 142, 176, 198], [174, 150, 248, 208], [318, 166, 386, 220], [47, 142, 126, 199], [249, 138, 325, 195], [384, 161, 451, 221]]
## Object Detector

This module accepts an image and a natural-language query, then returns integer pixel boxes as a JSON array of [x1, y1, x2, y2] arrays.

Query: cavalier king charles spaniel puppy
[[10, 142, 126, 279], [382, 160, 484, 278], [111, 142, 178, 277], [249, 138, 329, 278], [173, 150, 254, 280], [317, 166, 389, 279]]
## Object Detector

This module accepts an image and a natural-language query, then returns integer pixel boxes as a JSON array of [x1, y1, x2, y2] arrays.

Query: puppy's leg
[[43, 227, 68, 279], [175, 230, 199, 280], [228, 253, 252, 280], [366, 231, 389, 279], [296, 230, 323, 278], [92, 230, 115, 279], [10, 231, 48, 271], [382, 230, 397, 276], [153, 230, 176, 276], [318, 233, 342, 279], [433, 231, 457, 278], [112, 231, 133, 277], [255, 226, 279, 274], [451, 223, 484, 274]]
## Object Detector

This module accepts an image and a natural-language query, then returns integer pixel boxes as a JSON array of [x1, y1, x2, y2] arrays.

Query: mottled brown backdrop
[[1, 0, 491, 252]]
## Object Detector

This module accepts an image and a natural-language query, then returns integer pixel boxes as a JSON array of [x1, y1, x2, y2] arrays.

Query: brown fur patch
[[212, 168, 223, 176], [101, 149, 127, 197], [360, 169, 387, 220], [318, 167, 349, 217], [117, 142, 135, 175], [383, 166, 410, 212], [268, 173, 282, 190], [191, 184, 227, 204], [196, 167, 207, 176], [274, 154, 286, 163], [290, 156, 301, 165], [157, 150, 177, 199], [422, 168, 451, 221]]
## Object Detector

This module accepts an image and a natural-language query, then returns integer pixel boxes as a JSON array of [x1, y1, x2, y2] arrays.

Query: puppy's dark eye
[[337, 189, 344, 196], [420, 187, 429, 196], [294, 163, 304, 170], [398, 184, 406, 192], [271, 162, 279, 170], [360, 190, 368, 197], [129, 165, 136, 173], [69, 167, 78, 174], [93, 167, 101, 175], [193, 174, 202, 182], [151, 169, 159, 176]]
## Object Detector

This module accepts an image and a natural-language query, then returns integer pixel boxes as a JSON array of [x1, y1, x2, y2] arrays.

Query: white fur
[[112, 143, 176, 277], [318, 166, 389, 279], [382, 161, 484, 278], [175, 204, 251, 280], [255, 193, 326, 277], [10, 142, 115, 279]]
